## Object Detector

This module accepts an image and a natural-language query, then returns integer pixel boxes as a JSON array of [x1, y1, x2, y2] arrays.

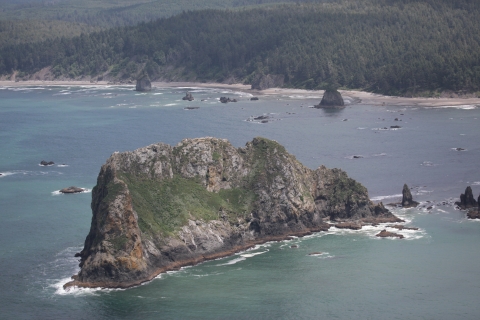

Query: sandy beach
[[1, 79, 479, 108]]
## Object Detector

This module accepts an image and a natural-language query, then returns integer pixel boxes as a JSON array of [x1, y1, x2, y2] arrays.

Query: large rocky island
[[65, 137, 400, 289]]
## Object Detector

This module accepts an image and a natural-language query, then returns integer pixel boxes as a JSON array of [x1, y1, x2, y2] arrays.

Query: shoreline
[[64, 227, 327, 290], [1, 80, 480, 108]]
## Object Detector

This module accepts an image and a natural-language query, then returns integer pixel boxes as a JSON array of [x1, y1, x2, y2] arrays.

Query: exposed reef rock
[[402, 184, 419, 208], [376, 229, 404, 239], [65, 137, 400, 289], [220, 97, 237, 103], [315, 89, 345, 108], [59, 186, 85, 194], [40, 160, 54, 166], [251, 74, 284, 90], [334, 222, 362, 230], [182, 92, 194, 101], [135, 74, 151, 92]]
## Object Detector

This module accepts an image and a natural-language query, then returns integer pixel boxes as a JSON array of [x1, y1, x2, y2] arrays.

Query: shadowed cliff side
[[65, 137, 400, 289]]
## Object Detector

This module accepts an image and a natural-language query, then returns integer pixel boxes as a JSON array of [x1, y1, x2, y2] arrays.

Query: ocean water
[[1, 85, 480, 319]]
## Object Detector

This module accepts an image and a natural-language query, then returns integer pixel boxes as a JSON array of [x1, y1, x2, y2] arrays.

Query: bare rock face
[[135, 74, 151, 92], [251, 74, 284, 90], [315, 89, 344, 108], [457, 187, 480, 219], [456, 186, 478, 210], [402, 184, 419, 208], [65, 137, 400, 289]]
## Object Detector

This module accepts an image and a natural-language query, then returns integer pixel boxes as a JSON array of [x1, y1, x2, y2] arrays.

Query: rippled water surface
[[1, 85, 480, 319]]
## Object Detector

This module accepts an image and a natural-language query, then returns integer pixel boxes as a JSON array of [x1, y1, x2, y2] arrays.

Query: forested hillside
[[1, 0, 479, 96], [0, 0, 331, 48]]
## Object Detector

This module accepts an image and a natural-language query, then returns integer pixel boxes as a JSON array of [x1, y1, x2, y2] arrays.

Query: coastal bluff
[[65, 137, 400, 289]]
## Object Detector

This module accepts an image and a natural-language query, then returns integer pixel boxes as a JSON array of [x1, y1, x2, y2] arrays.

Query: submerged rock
[[315, 89, 345, 108], [65, 137, 401, 289], [135, 74, 151, 92]]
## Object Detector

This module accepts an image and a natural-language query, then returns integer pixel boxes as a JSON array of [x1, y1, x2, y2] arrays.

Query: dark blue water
[[1, 85, 480, 319]]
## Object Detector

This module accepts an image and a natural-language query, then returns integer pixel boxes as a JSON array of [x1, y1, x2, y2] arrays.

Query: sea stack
[[456, 186, 478, 209], [182, 92, 194, 101], [402, 184, 419, 208], [64, 137, 402, 289], [315, 89, 344, 108], [135, 74, 152, 92]]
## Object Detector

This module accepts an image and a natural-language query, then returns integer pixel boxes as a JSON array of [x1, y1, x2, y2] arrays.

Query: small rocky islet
[[65, 136, 403, 290], [455, 186, 480, 219]]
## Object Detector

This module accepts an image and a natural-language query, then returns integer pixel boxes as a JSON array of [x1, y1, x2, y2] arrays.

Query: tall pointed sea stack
[[456, 186, 478, 210], [65, 137, 401, 289], [402, 184, 419, 208]]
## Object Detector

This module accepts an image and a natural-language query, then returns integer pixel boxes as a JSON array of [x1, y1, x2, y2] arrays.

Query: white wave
[[357, 127, 367, 130], [240, 251, 268, 258], [153, 93, 163, 95], [433, 105, 477, 110], [0, 171, 16, 177], [165, 103, 178, 106], [371, 127, 390, 131], [472, 182, 480, 185], [287, 95, 322, 99], [372, 153, 387, 157], [421, 161, 437, 167], [370, 194, 402, 201], [216, 257, 246, 266], [57, 164, 69, 167], [451, 147, 467, 151]]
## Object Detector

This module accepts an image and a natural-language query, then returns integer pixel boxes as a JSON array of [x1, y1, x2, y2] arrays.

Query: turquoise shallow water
[[1, 85, 480, 319]]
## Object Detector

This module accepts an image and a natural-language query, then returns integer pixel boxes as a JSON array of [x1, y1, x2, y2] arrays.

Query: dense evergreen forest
[[1, 0, 480, 96], [0, 0, 331, 48]]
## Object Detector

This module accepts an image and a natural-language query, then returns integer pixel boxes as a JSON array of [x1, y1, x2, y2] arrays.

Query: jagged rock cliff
[[65, 137, 400, 289]]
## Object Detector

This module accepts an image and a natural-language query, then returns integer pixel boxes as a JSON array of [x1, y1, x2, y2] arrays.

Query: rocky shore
[[63, 137, 403, 290]]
